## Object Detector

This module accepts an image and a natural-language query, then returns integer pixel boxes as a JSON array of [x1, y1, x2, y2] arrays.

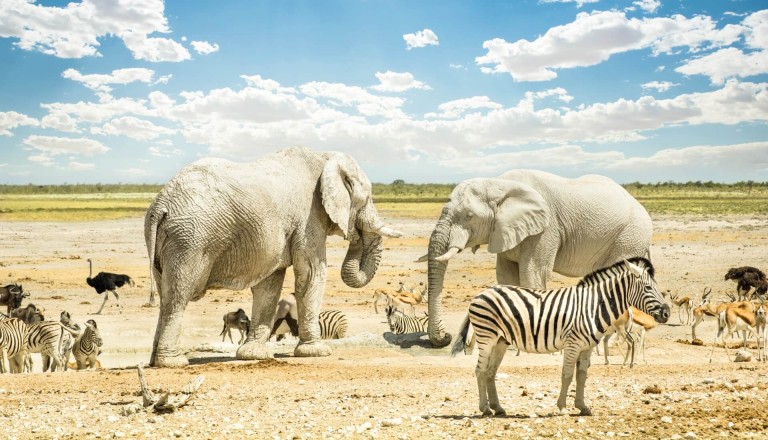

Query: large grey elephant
[[144, 146, 402, 367], [424, 169, 652, 347]]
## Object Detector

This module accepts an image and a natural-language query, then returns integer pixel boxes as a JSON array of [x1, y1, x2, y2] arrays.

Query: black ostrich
[[724, 266, 768, 299], [86, 258, 134, 314]]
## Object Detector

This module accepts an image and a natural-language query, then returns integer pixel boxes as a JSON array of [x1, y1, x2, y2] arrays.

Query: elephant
[[144, 146, 402, 367], [423, 169, 653, 348]]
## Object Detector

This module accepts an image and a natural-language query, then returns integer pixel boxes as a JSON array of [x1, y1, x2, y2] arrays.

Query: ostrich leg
[[113, 290, 123, 313], [94, 292, 109, 315]]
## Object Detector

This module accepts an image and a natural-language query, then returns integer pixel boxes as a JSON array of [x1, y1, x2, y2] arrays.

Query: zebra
[[318, 310, 348, 339], [385, 305, 428, 334], [0, 318, 28, 373], [17, 321, 78, 373], [451, 258, 670, 417], [71, 319, 103, 370]]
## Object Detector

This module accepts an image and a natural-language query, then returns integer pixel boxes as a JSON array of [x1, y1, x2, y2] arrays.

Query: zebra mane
[[577, 257, 655, 287]]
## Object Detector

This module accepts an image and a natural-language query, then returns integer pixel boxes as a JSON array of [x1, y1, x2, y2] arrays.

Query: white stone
[[661, 416, 673, 423]]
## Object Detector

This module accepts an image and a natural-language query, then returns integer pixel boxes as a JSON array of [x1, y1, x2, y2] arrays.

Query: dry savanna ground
[[0, 212, 767, 439]]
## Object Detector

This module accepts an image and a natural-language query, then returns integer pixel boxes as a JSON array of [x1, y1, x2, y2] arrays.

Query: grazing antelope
[[669, 292, 692, 325], [690, 288, 755, 340], [710, 303, 760, 363]]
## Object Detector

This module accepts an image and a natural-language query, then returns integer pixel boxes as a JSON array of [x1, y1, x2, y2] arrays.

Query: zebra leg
[[557, 344, 580, 414], [474, 344, 492, 417], [485, 341, 509, 416], [574, 349, 593, 416]]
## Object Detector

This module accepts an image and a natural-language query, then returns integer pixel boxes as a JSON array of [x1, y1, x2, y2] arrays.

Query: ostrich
[[725, 266, 768, 300], [86, 258, 134, 314]]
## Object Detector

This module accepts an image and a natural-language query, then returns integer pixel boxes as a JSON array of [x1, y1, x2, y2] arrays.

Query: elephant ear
[[320, 157, 352, 239], [487, 182, 550, 254]]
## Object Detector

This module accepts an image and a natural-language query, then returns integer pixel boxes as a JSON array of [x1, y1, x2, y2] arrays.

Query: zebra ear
[[624, 260, 644, 277]]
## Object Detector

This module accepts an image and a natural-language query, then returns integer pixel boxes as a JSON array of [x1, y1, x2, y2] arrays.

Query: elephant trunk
[[340, 230, 382, 288], [426, 216, 454, 348]]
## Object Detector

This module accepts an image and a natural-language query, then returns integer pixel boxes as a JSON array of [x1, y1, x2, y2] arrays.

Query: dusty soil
[[1, 213, 768, 439]]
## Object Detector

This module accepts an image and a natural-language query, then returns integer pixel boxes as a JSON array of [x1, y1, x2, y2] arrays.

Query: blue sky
[[0, 0, 767, 185]]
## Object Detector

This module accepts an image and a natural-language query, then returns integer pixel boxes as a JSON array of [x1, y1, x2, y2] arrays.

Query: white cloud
[[641, 81, 679, 92], [0, 0, 191, 62], [241, 75, 297, 93], [539, 0, 599, 8], [62, 68, 156, 93], [426, 96, 503, 119], [0, 111, 39, 136], [149, 146, 184, 157], [606, 142, 768, 172], [476, 10, 746, 82], [91, 116, 175, 141], [68, 161, 95, 170], [632, 0, 661, 14], [28, 155, 55, 167], [403, 29, 439, 50], [23, 135, 109, 156], [371, 71, 431, 92], [191, 40, 220, 55], [41, 112, 80, 133], [299, 82, 406, 119]]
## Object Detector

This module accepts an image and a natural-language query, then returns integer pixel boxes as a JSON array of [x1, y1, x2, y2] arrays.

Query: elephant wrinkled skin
[[424, 169, 653, 348], [144, 146, 401, 367]]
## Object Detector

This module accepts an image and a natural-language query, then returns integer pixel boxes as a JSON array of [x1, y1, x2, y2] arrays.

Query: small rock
[[380, 418, 402, 427], [661, 416, 673, 423], [734, 350, 752, 362], [685, 432, 698, 439]]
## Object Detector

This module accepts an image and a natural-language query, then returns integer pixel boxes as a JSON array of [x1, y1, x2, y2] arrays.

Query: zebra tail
[[450, 314, 471, 358]]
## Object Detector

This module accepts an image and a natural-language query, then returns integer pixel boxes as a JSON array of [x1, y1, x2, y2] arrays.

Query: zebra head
[[85, 319, 104, 347], [624, 258, 670, 324]]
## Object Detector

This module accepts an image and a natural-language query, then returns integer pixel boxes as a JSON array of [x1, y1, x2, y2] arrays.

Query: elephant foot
[[150, 353, 189, 368], [578, 407, 593, 416], [294, 341, 331, 357], [429, 332, 453, 348], [236, 341, 272, 360]]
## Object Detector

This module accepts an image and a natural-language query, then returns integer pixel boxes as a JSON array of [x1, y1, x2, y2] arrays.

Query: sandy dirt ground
[[1, 212, 768, 439]]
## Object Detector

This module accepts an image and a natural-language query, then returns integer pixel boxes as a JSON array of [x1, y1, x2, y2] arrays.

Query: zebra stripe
[[21, 321, 73, 372], [452, 257, 670, 417], [71, 319, 103, 370], [385, 306, 428, 334], [0, 318, 28, 373], [318, 310, 348, 339]]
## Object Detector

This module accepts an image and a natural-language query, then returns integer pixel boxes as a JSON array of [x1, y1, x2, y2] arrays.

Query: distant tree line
[[0, 180, 765, 198]]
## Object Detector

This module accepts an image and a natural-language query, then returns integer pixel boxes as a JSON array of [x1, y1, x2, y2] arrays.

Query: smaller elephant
[[423, 169, 653, 347]]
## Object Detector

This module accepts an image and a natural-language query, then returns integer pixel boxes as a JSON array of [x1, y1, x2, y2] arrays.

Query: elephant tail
[[146, 205, 168, 301], [450, 314, 473, 357]]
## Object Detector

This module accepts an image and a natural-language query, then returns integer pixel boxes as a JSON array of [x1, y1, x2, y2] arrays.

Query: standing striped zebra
[[451, 258, 670, 417], [71, 319, 103, 370], [318, 310, 348, 339], [0, 318, 27, 373], [385, 305, 429, 334], [16, 321, 78, 373]]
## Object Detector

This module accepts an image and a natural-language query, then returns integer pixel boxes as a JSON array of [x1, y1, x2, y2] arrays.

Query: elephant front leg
[[293, 257, 331, 358], [237, 270, 287, 361]]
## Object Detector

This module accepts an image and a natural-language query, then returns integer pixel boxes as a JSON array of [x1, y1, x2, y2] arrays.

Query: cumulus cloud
[[426, 96, 503, 119], [632, 0, 661, 14], [403, 29, 439, 50], [606, 142, 768, 173], [23, 135, 109, 156], [371, 71, 431, 92], [476, 10, 745, 82], [641, 81, 679, 92], [539, 0, 599, 8], [62, 68, 156, 93], [68, 161, 95, 170], [0, 0, 190, 62], [191, 40, 220, 55], [0, 111, 39, 136], [91, 116, 176, 141]]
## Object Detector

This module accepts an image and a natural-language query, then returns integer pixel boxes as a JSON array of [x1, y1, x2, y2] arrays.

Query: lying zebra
[[385, 305, 428, 334], [452, 258, 670, 417], [270, 309, 348, 341]]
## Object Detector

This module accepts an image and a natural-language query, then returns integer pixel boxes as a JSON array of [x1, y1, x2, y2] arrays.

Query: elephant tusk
[[415, 254, 428, 263], [377, 226, 403, 238], [435, 247, 460, 262]]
